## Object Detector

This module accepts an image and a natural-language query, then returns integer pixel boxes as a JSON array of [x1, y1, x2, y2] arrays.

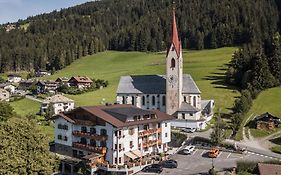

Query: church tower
[[166, 9, 183, 115]]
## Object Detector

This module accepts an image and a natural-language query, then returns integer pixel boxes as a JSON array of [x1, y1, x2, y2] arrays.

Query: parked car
[[159, 159, 178, 168], [208, 148, 220, 158], [182, 128, 196, 133], [183, 145, 195, 154], [142, 164, 163, 173]]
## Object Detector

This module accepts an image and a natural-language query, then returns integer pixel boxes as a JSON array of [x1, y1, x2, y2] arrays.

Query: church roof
[[178, 102, 200, 112], [116, 74, 201, 94]]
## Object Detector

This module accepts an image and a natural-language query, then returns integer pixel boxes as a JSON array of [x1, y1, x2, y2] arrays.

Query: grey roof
[[102, 107, 154, 122], [177, 102, 200, 112], [117, 74, 201, 94]]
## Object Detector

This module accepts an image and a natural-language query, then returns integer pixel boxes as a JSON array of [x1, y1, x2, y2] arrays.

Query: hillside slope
[[46, 47, 238, 113]]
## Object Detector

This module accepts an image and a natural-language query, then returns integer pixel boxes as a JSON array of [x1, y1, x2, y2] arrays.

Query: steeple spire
[[170, 3, 181, 57]]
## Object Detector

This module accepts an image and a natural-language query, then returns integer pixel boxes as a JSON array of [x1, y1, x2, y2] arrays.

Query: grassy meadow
[[45, 47, 239, 113], [10, 98, 40, 116]]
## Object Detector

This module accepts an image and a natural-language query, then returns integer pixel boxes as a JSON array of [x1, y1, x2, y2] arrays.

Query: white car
[[183, 145, 195, 154], [182, 128, 196, 133]]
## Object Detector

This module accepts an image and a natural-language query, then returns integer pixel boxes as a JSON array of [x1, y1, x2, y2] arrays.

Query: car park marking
[[192, 149, 197, 155], [226, 153, 231, 158], [201, 150, 206, 155], [217, 151, 222, 158]]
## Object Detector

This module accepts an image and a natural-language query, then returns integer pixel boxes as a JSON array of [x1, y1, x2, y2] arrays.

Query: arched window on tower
[[171, 58, 175, 68], [142, 96, 146, 106], [131, 96, 135, 105], [193, 96, 196, 107], [152, 96, 156, 106]]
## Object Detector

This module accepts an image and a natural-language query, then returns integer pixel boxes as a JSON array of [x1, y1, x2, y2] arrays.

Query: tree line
[[0, 0, 280, 73], [226, 33, 281, 138]]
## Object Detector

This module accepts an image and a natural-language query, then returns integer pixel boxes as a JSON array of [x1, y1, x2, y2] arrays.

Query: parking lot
[[137, 148, 273, 175]]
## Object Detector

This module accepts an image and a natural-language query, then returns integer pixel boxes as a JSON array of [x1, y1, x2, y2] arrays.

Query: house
[[36, 80, 59, 94], [258, 163, 281, 175], [36, 69, 51, 77], [56, 77, 69, 84], [68, 76, 93, 89], [254, 112, 280, 130], [116, 10, 214, 130], [41, 95, 74, 115], [52, 104, 173, 175], [18, 80, 34, 90], [5, 24, 16, 32], [0, 88, 10, 101], [7, 74, 22, 83], [0, 83, 16, 94]]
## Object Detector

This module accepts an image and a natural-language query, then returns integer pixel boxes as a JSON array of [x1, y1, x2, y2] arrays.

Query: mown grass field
[[10, 98, 40, 116], [45, 47, 239, 113]]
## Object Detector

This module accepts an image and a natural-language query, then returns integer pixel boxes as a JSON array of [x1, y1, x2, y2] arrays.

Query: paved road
[[26, 95, 43, 103], [137, 148, 274, 175]]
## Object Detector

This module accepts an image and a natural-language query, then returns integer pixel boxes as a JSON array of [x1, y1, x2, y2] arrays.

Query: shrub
[[236, 161, 257, 173]]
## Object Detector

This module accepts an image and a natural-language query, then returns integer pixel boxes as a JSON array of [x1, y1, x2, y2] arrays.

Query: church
[[116, 11, 214, 130]]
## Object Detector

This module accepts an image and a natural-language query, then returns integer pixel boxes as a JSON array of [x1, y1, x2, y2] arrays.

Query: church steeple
[[169, 7, 181, 57]]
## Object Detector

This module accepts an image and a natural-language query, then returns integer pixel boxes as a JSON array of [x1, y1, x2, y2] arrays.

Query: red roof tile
[[258, 163, 281, 175]]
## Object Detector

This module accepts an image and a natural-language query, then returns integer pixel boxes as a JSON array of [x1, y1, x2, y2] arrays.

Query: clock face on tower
[[168, 75, 178, 86]]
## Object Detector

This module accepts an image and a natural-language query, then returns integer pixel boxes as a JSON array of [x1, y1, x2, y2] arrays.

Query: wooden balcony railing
[[139, 139, 162, 148], [73, 131, 107, 141], [139, 128, 161, 137], [73, 142, 107, 154]]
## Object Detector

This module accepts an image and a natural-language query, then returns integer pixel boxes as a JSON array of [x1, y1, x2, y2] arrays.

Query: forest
[[0, 0, 280, 72]]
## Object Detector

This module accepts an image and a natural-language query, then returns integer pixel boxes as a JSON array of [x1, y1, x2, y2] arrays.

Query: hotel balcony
[[139, 139, 161, 148], [73, 142, 107, 154], [139, 128, 161, 137], [72, 131, 107, 141]]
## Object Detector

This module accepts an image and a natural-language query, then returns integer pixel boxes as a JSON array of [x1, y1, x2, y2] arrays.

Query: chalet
[[52, 104, 173, 175], [68, 76, 93, 89], [254, 112, 280, 130], [41, 95, 74, 115], [36, 69, 51, 77], [258, 163, 281, 175], [56, 77, 69, 84], [0, 83, 16, 94], [18, 80, 34, 90], [7, 74, 22, 83], [0, 88, 10, 101], [36, 80, 59, 94]]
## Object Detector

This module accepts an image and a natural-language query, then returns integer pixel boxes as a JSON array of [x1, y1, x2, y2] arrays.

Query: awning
[[131, 149, 142, 158], [125, 151, 138, 160]]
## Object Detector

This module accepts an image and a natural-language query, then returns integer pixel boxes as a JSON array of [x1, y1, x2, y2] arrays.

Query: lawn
[[45, 47, 239, 113], [10, 98, 40, 116]]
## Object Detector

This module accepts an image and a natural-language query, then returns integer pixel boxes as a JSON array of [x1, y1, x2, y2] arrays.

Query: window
[[115, 158, 118, 164], [122, 96, 125, 104], [90, 139, 96, 147], [58, 124, 62, 129], [165, 133, 168, 137], [80, 138, 87, 144], [142, 96, 145, 106], [115, 144, 117, 150], [101, 129, 107, 136], [129, 128, 134, 135], [119, 144, 122, 150], [81, 126, 87, 133], [144, 125, 149, 130], [131, 96, 135, 105], [130, 141, 133, 148], [158, 123, 161, 128], [119, 157, 122, 164], [190, 113, 193, 116], [165, 123, 167, 127], [100, 141, 107, 147], [171, 58, 175, 68], [115, 131, 118, 137], [193, 96, 196, 107], [162, 96, 166, 106], [184, 96, 187, 102], [64, 136, 68, 141], [58, 134, 62, 140], [152, 96, 155, 106], [90, 128, 96, 134], [182, 113, 185, 119]]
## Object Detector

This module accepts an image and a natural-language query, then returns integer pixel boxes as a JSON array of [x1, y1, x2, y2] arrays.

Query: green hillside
[[46, 47, 239, 113], [10, 98, 40, 116], [247, 87, 281, 118]]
